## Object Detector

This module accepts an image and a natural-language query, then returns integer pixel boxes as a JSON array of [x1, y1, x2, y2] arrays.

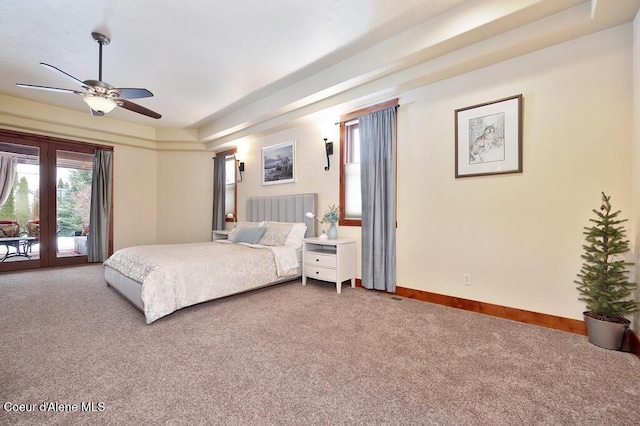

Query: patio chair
[[0, 220, 20, 238], [0, 220, 21, 258]]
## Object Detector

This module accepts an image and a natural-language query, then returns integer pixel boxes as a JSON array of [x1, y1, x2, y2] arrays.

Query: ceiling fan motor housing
[[91, 32, 110, 46]]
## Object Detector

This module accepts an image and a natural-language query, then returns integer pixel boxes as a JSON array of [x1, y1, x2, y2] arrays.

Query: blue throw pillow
[[232, 226, 267, 244]]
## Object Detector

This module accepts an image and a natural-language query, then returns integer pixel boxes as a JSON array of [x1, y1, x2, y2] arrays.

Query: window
[[343, 120, 361, 220], [224, 154, 236, 219], [339, 99, 398, 227], [215, 148, 237, 222], [56, 150, 94, 258]]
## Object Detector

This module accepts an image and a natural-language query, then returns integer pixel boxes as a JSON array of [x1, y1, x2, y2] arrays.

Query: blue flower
[[322, 204, 340, 223]]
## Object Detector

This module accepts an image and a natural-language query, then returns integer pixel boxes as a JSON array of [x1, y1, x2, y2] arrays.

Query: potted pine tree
[[575, 192, 638, 350]]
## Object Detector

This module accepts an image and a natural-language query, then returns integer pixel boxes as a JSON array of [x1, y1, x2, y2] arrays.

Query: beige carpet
[[1, 264, 639, 425]]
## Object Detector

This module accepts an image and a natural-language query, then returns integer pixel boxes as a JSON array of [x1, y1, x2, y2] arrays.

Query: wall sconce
[[324, 138, 333, 171], [237, 160, 245, 183], [226, 213, 237, 227]]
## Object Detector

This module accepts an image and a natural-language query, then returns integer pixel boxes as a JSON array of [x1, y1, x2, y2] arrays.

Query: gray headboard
[[246, 193, 318, 238]]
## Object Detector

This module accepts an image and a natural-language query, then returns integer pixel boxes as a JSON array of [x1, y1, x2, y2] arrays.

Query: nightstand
[[212, 230, 231, 241], [302, 238, 356, 294]]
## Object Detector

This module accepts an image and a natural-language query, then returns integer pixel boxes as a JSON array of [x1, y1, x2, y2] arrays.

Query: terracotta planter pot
[[583, 312, 629, 351]]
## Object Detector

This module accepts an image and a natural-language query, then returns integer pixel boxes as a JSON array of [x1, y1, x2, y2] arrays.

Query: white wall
[[112, 145, 158, 250], [231, 25, 634, 322], [233, 119, 365, 269], [397, 25, 633, 321], [156, 151, 214, 244], [235, 123, 341, 221]]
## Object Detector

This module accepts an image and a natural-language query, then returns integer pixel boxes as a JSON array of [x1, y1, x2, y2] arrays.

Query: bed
[[104, 193, 317, 323]]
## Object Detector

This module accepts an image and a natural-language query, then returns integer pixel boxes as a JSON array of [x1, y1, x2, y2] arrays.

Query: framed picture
[[455, 94, 523, 178], [262, 140, 296, 185]]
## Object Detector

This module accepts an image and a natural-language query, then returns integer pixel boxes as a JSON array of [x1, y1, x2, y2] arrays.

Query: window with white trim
[[224, 155, 236, 218], [343, 120, 361, 220]]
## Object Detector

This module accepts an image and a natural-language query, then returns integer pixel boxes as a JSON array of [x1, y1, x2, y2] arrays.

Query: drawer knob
[[315, 258, 319, 262], [315, 271, 319, 275]]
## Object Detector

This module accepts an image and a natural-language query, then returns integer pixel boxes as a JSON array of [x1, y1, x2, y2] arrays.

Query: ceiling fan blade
[[118, 99, 161, 119], [16, 83, 82, 94], [40, 62, 88, 89], [112, 88, 154, 99]]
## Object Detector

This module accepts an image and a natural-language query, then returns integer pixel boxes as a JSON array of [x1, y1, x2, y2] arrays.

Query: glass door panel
[[0, 131, 107, 271], [56, 150, 93, 258], [0, 142, 40, 265]]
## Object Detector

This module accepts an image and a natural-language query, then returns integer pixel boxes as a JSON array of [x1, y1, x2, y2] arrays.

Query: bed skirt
[[105, 265, 302, 319]]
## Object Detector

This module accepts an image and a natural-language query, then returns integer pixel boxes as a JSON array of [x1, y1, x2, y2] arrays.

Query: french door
[[0, 130, 109, 272]]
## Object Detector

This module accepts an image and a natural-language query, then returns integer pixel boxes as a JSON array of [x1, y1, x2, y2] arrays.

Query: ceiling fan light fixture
[[83, 95, 117, 114]]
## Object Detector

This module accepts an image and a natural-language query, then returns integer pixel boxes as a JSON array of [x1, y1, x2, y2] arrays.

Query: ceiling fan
[[16, 32, 161, 119]]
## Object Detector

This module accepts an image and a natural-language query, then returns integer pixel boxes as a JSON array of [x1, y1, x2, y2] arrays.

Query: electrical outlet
[[463, 274, 471, 285]]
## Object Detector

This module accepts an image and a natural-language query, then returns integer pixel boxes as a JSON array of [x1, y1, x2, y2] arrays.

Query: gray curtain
[[359, 106, 397, 292], [88, 149, 112, 262], [0, 155, 17, 209], [212, 155, 226, 231]]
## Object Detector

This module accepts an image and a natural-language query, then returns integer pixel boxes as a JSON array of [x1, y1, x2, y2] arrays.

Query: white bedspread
[[104, 241, 299, 323]]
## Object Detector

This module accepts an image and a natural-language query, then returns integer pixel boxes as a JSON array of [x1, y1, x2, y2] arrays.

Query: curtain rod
[[212, 148, 237, 158], [335, 99, 399, 125]]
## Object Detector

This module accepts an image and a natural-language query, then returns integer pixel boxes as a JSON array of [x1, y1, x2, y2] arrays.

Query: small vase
[[327, 221, 338, 240]]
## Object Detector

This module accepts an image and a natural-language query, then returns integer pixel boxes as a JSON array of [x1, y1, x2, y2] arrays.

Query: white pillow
[[284, 223, 307, 248], [259, 222, 293, 246], [263, 221, 307, 248]]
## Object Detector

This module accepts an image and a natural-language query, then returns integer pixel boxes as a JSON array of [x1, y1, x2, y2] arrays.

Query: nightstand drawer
[[305, 265, 337, 282], [305, 253, 336, 268]]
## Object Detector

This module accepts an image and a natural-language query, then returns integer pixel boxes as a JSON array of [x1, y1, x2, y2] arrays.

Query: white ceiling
[[1, 0, 639, 145]]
